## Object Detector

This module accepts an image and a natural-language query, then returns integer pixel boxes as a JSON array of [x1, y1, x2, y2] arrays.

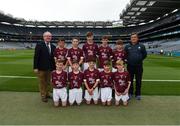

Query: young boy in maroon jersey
[[67, 37, 84, 72], [112, 39, 126, 72], [83, 59, 100, 104], [99, 61, 113, 106], [82, 32, 98, 70], [113, 60, 131, 106], [54, 38, 68, 70], [98, 36, 113, 72], [68, 61, 84, 106], [51, 60, 68, 107]]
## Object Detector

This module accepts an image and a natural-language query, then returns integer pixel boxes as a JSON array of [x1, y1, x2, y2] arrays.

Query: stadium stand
[[0, 0, 179, 56]]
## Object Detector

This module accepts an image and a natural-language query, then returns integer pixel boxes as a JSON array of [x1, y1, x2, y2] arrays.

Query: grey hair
[[43, 31, 52, 37]]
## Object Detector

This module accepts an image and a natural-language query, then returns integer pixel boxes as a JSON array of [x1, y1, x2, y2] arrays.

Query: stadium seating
[[0, 10, 180, 52]]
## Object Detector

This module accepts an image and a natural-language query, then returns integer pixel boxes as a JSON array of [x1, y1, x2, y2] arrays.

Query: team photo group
[[33, 31, 147, 107]]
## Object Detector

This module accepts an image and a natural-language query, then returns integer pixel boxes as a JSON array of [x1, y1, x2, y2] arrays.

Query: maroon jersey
[[82, 42, 98, 62], [68, 71, 84, 89], [98, 45, 113, 68], [84, 69, 99, 89], [99, 71, 113, 88], [112, 49, 126, 67], [67, 47, 83, 62], [113, 71, 130, 93], [54, 47, 68, 64], [51, 70, 67, 89]]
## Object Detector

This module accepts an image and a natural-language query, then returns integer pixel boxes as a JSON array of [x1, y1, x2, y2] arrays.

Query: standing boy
[[82, 32, 98, 70], [67, 37, 84, 72], [54, 38, 68, 70], [98, 36, 113, 72], [112, 39, 126, 72]]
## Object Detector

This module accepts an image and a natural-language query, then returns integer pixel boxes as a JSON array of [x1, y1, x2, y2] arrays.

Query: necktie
[[46, 43, 51, 55]]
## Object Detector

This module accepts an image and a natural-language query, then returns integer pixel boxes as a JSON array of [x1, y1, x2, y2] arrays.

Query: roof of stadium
[[120, 0, 180, 26], [0, 0, 179, 28], [0, 11, 114, 28]]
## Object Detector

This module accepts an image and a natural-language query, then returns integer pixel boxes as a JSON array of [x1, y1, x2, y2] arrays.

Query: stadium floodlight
[[127, 12, 135, 15], [136, 12, 141, 15], [124, 16, 131, 19], [146, 1, 156, 6], [163, 13, 169, 17], [172, 9, 178, 13], [136, 1, 148, 6], [140, 8, 147, 12], [149, 20, 154, 23], [13, 24, 24, 27], [58, 26, 65, 28], [25, 25, 36, 27], [37, 26, 47, 28], [156, 17, 161, 20], [0, 22, 11, 25], [131, 7, 140, 11], [49, 26, 56, 28]]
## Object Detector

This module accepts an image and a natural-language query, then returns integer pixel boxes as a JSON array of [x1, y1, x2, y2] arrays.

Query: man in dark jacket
[[33, 31, 56, 102], [124, 33, 147, 100]]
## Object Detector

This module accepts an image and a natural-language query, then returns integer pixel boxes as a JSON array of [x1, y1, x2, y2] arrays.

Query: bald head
[[43, 31, 52, 43]]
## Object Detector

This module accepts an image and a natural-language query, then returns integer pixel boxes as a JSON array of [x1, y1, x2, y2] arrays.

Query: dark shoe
[[46, 95, 52, 99], [135, 95, 141, 100], [42, 97, 48, 102]]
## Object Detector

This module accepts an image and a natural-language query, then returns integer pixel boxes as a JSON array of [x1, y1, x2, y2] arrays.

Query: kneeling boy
[[99, 61, 113, 106], [113, 60, 131, 106], [68, 61, 84, 105], [51, 60, 68, 107], [84, 59, 100, 104]]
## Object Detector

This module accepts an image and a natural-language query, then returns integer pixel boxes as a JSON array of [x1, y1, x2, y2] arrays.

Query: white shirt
[[45, 41, 51, 54]]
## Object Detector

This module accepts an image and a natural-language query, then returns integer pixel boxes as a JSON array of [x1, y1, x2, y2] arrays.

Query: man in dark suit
[[124, 33, 147, 100], [33, 31, 56, 102]]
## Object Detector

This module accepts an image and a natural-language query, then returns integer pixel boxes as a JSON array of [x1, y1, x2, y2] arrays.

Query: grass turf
[[0, 49, 180, 95], [0, 50, 180, 125], [0, 92, 179, 125]]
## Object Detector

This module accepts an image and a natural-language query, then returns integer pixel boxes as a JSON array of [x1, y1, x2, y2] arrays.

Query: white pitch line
[[142, 79, 180, 82], [0, 75, 180, 82], [0, 75, 36, 79]]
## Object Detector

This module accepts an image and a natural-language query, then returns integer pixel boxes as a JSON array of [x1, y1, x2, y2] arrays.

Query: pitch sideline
[[0, 75, 180, 82]]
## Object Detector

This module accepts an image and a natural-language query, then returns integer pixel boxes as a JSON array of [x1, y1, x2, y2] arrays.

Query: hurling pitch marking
[[0, 75, 180, 82]]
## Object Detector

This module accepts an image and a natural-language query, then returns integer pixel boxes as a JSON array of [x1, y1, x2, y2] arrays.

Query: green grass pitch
[[0, 49, 180, 125]]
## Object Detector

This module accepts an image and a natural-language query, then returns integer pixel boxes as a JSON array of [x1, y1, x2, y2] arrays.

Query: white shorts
[[53, 88, 67, 102], [115, 93, 129, 102], [83, 62, 97, 71], [84, 87, 99, 101], [112, 67, 117, 72], [69, 88, 83, 104], [100, 87, 112, 102]]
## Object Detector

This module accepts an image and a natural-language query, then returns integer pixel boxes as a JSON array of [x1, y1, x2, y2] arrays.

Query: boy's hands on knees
[[88, 88, 93, 95], [116, 91, 121, 96], [123, 89, 129, 95]]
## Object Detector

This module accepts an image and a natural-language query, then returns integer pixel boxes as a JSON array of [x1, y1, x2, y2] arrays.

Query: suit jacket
[[33, 41, 56, 71]]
